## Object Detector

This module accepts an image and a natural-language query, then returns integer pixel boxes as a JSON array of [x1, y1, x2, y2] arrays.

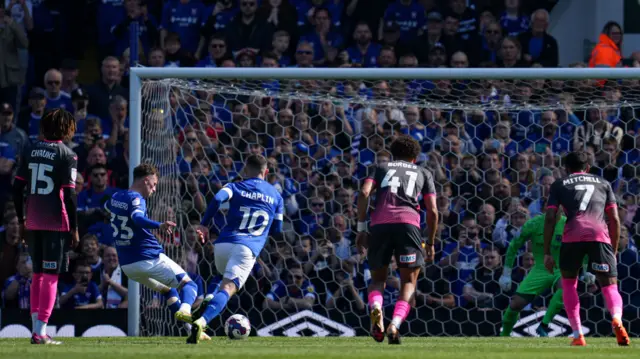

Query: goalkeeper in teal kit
[[499, 213, 595, 337]]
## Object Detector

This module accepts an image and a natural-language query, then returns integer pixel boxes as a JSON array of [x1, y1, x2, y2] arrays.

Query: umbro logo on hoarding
[[257, 310, 355, 337], [510, 311, 590, 337]]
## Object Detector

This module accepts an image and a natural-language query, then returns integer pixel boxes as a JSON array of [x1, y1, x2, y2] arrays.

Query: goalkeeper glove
[[499, 267, 512, 291], [583, 267, 596, 286]]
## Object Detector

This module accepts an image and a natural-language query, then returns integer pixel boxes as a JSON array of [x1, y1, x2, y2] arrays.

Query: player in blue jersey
[[187, 154, 284, 344], [104, 164, 201, 326]]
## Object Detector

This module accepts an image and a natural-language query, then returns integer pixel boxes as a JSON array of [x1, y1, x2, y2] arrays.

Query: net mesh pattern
[[137, 75, 640, 337]]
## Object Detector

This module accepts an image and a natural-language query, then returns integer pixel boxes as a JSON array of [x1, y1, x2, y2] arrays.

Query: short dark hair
[[40, 109, 76, 141], [389, 135, 421, 161], [133, 163, 159, 181], [261, 51, 279, 63], [245, 154, 268, 173], [563, 151, 589, 173], [89, 163, 108, 174]]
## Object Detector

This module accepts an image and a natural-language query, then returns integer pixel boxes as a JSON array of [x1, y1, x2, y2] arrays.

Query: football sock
[[38, 274, 58, 326], [390, 300, 411, 329], [180, 280, 198, 309], [601, 284, 623, 321], [200, 290, 230, 325], [164, 288, 182, 314], [30, 273, 43, 334], [368, 290, 383, 310], [561, 278, 583, 336], [31, 313, 38, 335], [501, 307, 519, 336], [542, 289, 564, 325]]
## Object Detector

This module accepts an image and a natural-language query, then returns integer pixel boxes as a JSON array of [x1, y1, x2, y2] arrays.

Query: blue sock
[[202, 290, 230, 324], [163, 289, 181, 314], [180, 280, 198, 306]]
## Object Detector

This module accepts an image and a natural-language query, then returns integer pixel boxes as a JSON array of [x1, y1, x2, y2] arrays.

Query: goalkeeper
[[499, 212, 595, 337]]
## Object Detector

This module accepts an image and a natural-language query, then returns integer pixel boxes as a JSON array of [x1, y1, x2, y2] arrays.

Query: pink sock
[[30, 273, 43, 315], [562, 278, 582, 334], [368, 290, 383, 309], [601, 284, 623, 320], [38, 274, 59, 323]]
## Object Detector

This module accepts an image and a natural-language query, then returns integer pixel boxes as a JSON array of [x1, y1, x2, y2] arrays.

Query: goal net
[[133, 68, 640, 338]]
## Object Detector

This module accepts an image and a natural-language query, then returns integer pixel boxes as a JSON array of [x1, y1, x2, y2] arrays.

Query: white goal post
[[127, 67, 640, 337]]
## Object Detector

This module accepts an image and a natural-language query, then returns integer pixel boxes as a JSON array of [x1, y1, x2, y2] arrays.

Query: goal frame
[[126, 66, 640, 336]]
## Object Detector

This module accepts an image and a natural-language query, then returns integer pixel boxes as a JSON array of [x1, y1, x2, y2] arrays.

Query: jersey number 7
[[381, 169, 417, 197], [575, 184, 594, 211]]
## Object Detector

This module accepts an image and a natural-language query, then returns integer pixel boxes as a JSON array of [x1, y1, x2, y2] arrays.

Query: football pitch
[[0, 337, 636, 359]]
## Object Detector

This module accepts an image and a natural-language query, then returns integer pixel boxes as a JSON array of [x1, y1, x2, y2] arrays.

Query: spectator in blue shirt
[[527, 110, 570, 155], [78, 164, 117, 229], [96, 0, 125, 58], [59, 262, 104, 310], [198, 0, 239, 58], [43, 69, 73, 111], [112, 0, 159, 58], [382, 0, 426, 43], [499, 0, 529, 37], [160, 0, 207, 55], [263, 264, 316, 311], [196, 34, 228, 67], [300, 7, 343, 65], [0, 132, 16, 213], [164, 32, 198, 67], [16, 88, 45, 141], [270, 30, 292, 67], [2, 253, 31, 309], [346, 22, 381, 67]]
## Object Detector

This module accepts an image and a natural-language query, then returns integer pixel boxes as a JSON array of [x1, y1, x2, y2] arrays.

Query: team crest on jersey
[[43, 261, 57, 270], [132, 198, 140, 206], [591, 263, 610, 272], [399, 254, 416, 264]]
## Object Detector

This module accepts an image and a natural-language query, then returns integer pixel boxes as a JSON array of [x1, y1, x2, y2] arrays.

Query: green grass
[[0, 337, 636, 359]]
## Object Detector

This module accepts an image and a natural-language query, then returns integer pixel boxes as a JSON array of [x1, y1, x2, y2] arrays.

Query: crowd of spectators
[[0, 0, 639, 336]]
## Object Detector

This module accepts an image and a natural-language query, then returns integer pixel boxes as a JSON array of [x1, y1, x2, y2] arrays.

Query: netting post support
[[127, 70, 142, 337]]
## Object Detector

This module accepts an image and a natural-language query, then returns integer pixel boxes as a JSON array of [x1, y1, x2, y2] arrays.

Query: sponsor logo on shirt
[[399, 254, 416, 264], [43, 261, 57, 270], [591, 262, 610, 272]]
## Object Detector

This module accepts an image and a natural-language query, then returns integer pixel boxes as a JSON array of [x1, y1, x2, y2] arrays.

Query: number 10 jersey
[[547, 172, 617, 244], [15, 140, 77, 232], [365, 161, 436, 228]]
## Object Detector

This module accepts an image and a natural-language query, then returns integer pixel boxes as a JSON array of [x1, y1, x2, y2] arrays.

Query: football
[[225, 314, 251, 340]]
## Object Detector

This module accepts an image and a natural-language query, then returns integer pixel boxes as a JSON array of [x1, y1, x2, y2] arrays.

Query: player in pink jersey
[[543, 151, 629, 346], [13, 109, 79, 345], [356, 135, 438, 344]]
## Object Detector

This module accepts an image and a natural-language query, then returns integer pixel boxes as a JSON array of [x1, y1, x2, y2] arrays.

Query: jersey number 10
[[239, 206, 270, 236], [381, 170, 418, 197]]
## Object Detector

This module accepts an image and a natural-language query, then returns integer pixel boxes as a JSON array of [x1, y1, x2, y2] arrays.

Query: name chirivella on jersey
[[240, 190, 275, 205]]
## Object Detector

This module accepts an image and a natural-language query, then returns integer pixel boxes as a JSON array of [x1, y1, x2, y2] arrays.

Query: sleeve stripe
[[132, 209, 144, 216], [423, 193, 436, 197], [546, 205, 558, 209], [605, 203, 617, 210], [364, 178, 376, 186], [14, 176, 25, 181], [275, 213, 283, 221], [61, 184, 75, 188], [221, 187, 233, 199]]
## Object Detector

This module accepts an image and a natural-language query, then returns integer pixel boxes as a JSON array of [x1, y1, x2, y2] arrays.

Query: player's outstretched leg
[[386, 267, 421, 345], [175, 275, 198, 323], [187, 279, 236, 344], [600, 282, 630, 346], [562, 277, 586, 346], [367, 269, 386, 343], [537, 289, 563, 337], [501, 294, 532, 337], [192, 276, 221, 321]]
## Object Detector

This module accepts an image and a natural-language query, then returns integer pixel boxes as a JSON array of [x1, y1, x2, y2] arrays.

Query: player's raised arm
[[543, 182, 561, 273], [200, 184, 234, 227], [604, 182, 621, 255]]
